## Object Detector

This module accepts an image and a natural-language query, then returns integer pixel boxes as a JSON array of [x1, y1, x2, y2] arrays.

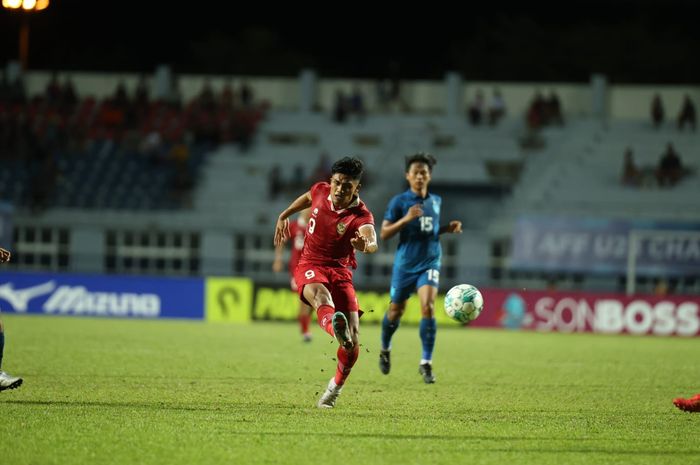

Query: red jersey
[[298, 182, 374, 269], [288, 217, 306, 274]]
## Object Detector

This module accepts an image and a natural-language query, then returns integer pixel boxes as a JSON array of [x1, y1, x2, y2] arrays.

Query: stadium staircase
[[489, 119, 700, 238]]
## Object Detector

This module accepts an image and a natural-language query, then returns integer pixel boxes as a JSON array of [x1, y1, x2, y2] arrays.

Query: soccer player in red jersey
[[673, 393, 700, 412], [0, 247, 23, 392], [273, 208, 314, 342], [274, 157, 377, 408]]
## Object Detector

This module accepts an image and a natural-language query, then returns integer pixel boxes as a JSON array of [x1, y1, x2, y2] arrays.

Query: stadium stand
[[0, 81, 266, 211], [2, 70, 698, 294]]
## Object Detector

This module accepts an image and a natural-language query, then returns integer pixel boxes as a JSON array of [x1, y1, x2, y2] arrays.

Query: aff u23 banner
[[511, 216, 700, 275], [0, 271, 204, 319]]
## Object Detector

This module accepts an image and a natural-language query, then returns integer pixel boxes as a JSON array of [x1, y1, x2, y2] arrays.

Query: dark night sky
[[1, 0, 699, 83]]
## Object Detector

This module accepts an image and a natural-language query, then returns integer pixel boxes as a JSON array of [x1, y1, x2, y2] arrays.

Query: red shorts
[[293, 264, 359, 312]]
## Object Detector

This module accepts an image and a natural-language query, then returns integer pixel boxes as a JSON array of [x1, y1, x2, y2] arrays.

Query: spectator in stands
[[677, 94, 696, 132], [377, 61, 405, 113], [198, 79, 216, 112], [545, 90, 564, 126], [166, 75, 183, 110], [61, 76, 78, 113], [488, 89, 506, 126], [44, 113, 66, 151], [656, 142, 683, 187], [221, 80, 235, 111], [526, 91, 546, 130], [467, 89, 485, 126], [268, 164, 283, 199], [349, 85, 366, 121], [45, 72, 62, 106], [240, 81, 253, 107], [376, 78, 391, 112], [113, 80, 130, 110], [380, 61, 403, 112], [621, 147, 641, 187], [651, 94, 664, 129], [333, 90, 348, 123]]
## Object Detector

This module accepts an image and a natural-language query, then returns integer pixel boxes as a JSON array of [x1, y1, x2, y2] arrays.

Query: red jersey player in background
[[273, 208, 313, 342], [274, 157, 378, 409], [674, 393, 700, 412]]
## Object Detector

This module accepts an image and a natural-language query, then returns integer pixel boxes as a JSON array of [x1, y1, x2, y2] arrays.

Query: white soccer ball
[[444, 284, 484, 324]]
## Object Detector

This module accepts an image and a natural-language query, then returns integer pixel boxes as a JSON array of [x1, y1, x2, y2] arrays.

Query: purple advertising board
[[511, 216, 700, 275], [471, 288, 700, 337]]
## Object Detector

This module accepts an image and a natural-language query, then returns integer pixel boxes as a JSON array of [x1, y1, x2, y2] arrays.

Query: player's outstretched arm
[[351, 225, 378, 254], [439, 220, 463, 235], [274, 192, 312, 246], [380, 204, 423, 240], [272, 243, 284, 272], [0, 247, 10, 263]]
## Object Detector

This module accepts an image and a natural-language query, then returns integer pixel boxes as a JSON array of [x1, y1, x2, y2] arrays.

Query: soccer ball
[[444, 284, 484, 324]]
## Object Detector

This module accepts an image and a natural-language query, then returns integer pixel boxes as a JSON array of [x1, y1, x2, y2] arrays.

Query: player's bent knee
[[389, 303, 407, 320], [307, 286, 334, 309], [421, 303, 435, 318]]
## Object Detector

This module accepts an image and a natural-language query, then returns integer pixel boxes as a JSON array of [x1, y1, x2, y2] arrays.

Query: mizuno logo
[[0, 281, 57, 312], [0, 281, 161, 317]]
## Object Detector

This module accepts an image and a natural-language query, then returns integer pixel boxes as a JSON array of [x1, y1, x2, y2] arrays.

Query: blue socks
[[0, 331, 4, 370], [381, 313, 400, 351], [382, 314, 437, 362], [419, 318, 437, 362]]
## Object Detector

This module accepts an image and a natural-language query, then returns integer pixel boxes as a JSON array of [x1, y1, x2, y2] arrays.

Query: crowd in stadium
[[0, 72, 267, 210]]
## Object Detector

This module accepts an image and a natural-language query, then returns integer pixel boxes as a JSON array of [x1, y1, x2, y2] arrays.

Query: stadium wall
[[1, 271, 698, 337]]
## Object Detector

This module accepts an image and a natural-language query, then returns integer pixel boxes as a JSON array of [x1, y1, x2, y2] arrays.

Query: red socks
[[316, 304, 335, 336], [316, 304, 360, 386], [298, 311, 311, 335], [334, 345, 359, 386]]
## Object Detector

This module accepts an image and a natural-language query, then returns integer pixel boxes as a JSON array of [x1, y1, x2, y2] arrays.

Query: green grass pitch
[[1, 314, 698, 465]]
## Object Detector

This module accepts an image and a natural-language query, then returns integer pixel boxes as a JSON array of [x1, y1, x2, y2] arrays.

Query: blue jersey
[[384, 189, 442, 274]]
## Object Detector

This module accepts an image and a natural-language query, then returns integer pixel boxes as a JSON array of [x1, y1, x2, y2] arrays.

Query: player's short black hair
[[405, 152, 437, 172], [331, 157, 364, 180]]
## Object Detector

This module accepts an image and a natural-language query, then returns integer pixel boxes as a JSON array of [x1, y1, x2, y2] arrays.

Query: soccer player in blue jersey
[[378, 153, 462, 384]]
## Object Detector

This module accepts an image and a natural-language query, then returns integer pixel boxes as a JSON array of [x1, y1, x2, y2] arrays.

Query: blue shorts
[[389, 268, 440, 303]]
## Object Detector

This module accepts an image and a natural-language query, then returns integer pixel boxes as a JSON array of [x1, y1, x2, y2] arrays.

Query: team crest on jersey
[[336, 222, 347, 236]]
